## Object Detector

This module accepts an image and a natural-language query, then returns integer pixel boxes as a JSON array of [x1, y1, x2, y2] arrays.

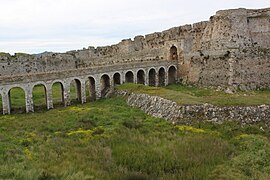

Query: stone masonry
[[116, 90, 270, 127]]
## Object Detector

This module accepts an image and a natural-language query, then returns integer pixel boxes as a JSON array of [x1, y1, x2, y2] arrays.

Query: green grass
[[116, 83, 270, 106], [0, 52, 10, 57], [0, 97, 269, 179], [0, 83, 270, 179], [14, 52, 30, 57], [8, 88, 26, 113]]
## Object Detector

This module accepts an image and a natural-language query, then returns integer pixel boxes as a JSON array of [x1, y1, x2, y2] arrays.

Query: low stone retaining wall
[[115, 90, 270, 127]]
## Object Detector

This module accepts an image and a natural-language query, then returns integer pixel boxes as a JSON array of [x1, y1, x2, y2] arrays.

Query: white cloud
[[0, 0, 269, 54]]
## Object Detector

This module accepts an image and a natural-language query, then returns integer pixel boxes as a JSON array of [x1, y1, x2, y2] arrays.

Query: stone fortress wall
[[0, 7, 269, 114]]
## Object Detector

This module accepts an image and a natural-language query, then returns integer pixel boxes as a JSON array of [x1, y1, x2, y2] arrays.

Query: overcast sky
[[0, 0, 269, 54]]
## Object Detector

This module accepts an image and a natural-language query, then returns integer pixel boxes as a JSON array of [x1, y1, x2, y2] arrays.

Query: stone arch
[[113, 72, 121, 86], [137, 69, 145, 85], [148, 68, 156, 86], [32, 83, 47, 111], [125, 71, 134, 83], [100, 74, 111, 97], [168, 66, 177, 84], [158, 67, 166, 86], [52, 81, 65, 107], [70, 78, 82, 104], [86, 76, 96, 101], [170, 45, 178, 60], [8, 86, 26, 113]]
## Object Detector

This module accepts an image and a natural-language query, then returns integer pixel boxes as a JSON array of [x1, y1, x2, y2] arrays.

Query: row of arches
[[0, 66, 177, 114]]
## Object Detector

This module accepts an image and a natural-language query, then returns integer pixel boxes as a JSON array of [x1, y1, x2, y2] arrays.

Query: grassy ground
[[116, 83, 270, 106], [0, 83, 270, 179], [0, 97, 269, 179]]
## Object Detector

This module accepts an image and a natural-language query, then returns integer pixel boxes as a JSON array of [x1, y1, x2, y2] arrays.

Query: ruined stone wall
[[0, 15, 207, 77], [181, 7, 270, 90], [0, 7, 269, 90], [180, 50, 231, 87], [230, 48, 270, 90], [116, 90, 270, 127]]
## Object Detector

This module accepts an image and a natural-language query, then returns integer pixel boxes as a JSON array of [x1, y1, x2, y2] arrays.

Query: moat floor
[[0, 97, 270, 179]]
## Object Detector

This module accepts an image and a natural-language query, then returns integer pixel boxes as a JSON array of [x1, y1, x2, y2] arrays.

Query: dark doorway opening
[[125, 71, 134, 83], [137, 70, 145, 85], [149, 69, 156, 86], [168, 66, 177, 84], [158, 68, 166, 86], [170, 46, 178, 60]]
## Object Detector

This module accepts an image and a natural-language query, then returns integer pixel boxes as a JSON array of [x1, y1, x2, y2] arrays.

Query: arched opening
[[0, 93, 2, 115], [70, 79, 82, 104], [86, 77, 96, 101], [158, 68, 166, 86], [8, 87, 26, 113], [125, 71, 134, 83], [113, 73, 121, 86], [100, 74, 111, 97], [148, 69, 156, 86], [170, 46, 178, 60], [32, 84, 47, 111], [52, 82, 64, 107], [137, 70, 145, 85], [168, 66, 177, 84]]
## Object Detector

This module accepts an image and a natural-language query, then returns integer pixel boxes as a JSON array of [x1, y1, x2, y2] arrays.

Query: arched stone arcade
[[0, 64, 178, 114]]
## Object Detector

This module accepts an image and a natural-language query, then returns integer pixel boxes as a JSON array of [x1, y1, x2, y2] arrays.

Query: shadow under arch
[[52, 81, 65, 107], [125, 71, 134, 83], [113, 72, 121, 86], [168, 66, 177, 84], [86, 76, 96, 101], [32, 84, 47, 111], [158, 67, 166, 86], [100, 74, 111, 98], [8, 87, 26, 113], [148, 68, 156, 86], [137, 70, 145, 85], [70, 79, 82, 104]]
